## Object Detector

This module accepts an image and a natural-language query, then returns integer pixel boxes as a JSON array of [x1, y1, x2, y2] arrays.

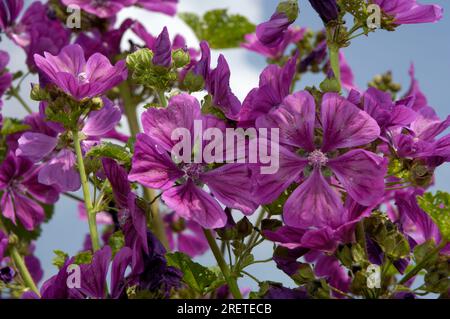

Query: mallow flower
[[34, 44, 127, 101], [164, 213, 209, 257], [6, 2, 70, 70], [16, 99, 122, 191], [394, 190, 450, 254], [128, 93, 257, 229], [0, 51, 12, 108], [137, 0, 178, 16], [256, 0, 299, 48], [40, 246, 133, 299], [254, 91, 387, 229], [189, 41, 241, 120], [61, 0, 137, 19], [238, 54, 297, 126], [242, 26, 306, 60], [264, 198, 373, 252], [0, 0, 23, 31], [0, 152, 59, 230], [372, 0, 443, 25]]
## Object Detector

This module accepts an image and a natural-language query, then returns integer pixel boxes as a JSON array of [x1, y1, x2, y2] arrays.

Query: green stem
[[157, 91, 168, 107], [398, 240, 448, 285], [328, 43, 341, 91], [10, 88, 33, 114], [9, 246, 40, 296], [118, 81, 169, 249], [203, 229, 242, 299], [73, 128, 100, 251], [119, 82, 140, 137]]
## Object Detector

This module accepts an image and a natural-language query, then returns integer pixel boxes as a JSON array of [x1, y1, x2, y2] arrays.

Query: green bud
[[409, 161, 434, 188], [182, 71, 205, 92], [30, 84, 49, 101], [172, 49, 191, 68], [277, 0, 299, 22], [292, 263, 315, 285]]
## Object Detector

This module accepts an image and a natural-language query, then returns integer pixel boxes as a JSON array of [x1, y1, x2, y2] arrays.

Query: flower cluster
[[0, 0, 448, 300]]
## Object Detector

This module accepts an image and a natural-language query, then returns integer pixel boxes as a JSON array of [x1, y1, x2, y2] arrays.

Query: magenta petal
[[263, 225, 306, 249], [200, 164, 257, 215], [82, 99, 122, 137], [283, 167, 345, 229], [321, 93, 380, 152], [7, 192, 44, 231], [162, 180, 227, 229], [16, 132, 57, 162], [177, 232, 209, 257], [128, 133, 183, 189], [141, 93, 201, 151], [38, 149, 81, 192], [328, 149, 387, 206], [256, 91, 316, 151], [252, 146, 307, 204], [110, 247, 132, 299], [394, 4, 443, 24], [300, 228, 337, 252]]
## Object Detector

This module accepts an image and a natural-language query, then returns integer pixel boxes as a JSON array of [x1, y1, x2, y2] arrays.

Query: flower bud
[[172, 48, 191, 68], [308, 0, 339, 24]]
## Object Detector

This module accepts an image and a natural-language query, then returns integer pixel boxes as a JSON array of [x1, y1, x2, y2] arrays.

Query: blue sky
[[1, 0, 449, 291]]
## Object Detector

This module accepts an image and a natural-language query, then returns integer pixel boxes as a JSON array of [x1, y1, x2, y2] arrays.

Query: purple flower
[[34, 44, 127, 101], [362, 87, 417, 134], [242, 27, 306, 60], [264, 198, 373, 252], [308, 0, 339, 23], [0, 267, 15, 283], [254, 91, 386, 229], [256, 1, 299, 48], [102, 158, 149, 273], [17, 99, 121, 191], [137, 0, 178, 16], [0, 153, 59, 230], [164, 213, 209, 257], [62, 0, 137, 18], [0, 0, 23, 30], [372, 0, 443, 25], [76, 19, 134, 60], [395, 190, 450, 254], [41, 246, 133, 299], [262, 284, 308, 299], [138, 232, 182, 298], [7, 2, 70, 70], [238, 54, 297, 126], [25, 244, 43, 285], [152, 27, 172, 67], [0, 50, 12, 108], [128, 94, 257, 229]]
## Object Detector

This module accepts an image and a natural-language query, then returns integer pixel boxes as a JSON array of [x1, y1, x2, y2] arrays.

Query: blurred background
[[1, 0, 449, 291]]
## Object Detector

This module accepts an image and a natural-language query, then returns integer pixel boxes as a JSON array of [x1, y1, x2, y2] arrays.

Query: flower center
[[307, 150, 328, 168], [77, 72, 88, 83], [182, 163, 204, 180]]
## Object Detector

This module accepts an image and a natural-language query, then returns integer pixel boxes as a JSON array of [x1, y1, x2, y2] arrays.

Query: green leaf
[[413, 240, 438, 266], [86, 142, 132, 167], [166, 252, 218, 295], [418, 191, 450, 240], [52, 250, 69, 269], [0, 118, 30, 135], [179, 9, 255, 49]]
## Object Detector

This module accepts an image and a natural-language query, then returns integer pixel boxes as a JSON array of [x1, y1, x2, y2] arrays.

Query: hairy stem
[[328, 43, 341, 91], [203, 229, 242, 299], [398, 240, 448, 285], [10, 88, 33, 114], [9, 246, 40, 296], [73, 128, 100, 251]]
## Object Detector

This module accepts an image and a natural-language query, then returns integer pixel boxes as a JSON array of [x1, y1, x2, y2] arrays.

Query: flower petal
[[162, 180, 227, 229], [128, 133, 183, 189], [328, 149, 387, 206], [283, 167, 345, 229], [321, 93, 380, 152]]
